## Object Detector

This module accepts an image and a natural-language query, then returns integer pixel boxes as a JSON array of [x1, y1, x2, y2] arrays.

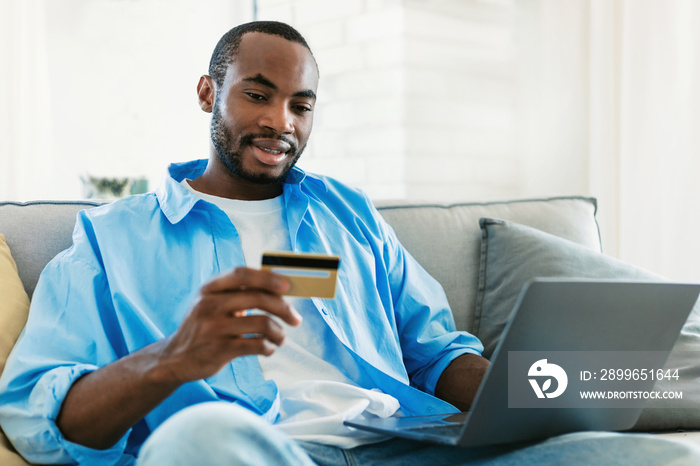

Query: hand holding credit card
[[261, 251, 340, 298]]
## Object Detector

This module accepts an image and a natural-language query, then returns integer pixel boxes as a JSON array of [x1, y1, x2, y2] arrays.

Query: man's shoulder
[[80, 192, 160, 226], [86, 192, 158, 213], [46, 193, 161, 270], [301, 171, 370, 206], [299, 171, 388, 232]]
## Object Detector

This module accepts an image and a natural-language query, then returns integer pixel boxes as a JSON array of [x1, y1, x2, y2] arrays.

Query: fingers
[[231, 337, 278, 357], [160, 268, 301, 384], [201, 267, 301, 327], [203, 267, 289, 295], [220, 314, 286, 347]]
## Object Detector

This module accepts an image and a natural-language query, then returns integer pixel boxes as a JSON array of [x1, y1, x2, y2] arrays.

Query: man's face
[[210, 32, 319, 186]]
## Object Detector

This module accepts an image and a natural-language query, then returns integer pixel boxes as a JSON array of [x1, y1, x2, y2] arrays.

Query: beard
[[210, 102, 305, 185]]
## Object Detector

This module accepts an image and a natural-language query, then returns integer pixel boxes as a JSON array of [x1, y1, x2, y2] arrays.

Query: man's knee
[[152, 402, 269, 442], [137, 402, 314, 466]]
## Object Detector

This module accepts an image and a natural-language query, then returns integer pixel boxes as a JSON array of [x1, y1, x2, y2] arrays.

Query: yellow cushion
[[0, 234, 31, 465], [0, 234, 30, 377], [0, 428, 29, 466]]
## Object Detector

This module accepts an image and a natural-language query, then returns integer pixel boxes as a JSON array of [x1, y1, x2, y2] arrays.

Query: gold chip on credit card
[[261, 251, 340, 298]]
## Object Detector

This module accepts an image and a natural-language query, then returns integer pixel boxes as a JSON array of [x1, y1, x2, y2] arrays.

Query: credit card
[[261, 251, 340, 298]]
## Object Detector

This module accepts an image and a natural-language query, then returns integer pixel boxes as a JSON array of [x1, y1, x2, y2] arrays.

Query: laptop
[[344, 279, 700, 447]]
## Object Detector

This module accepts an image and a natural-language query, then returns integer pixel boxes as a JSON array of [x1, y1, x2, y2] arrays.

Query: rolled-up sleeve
[[0, 215, 133, 464], [2, 364, 131, 465], [378, 211, 484, 396]]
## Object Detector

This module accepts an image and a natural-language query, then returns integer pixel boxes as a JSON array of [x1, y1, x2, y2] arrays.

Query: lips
[[250, 138, 292, 166]]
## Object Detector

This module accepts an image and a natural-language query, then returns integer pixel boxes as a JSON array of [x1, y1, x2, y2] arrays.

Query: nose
[[259, 103, 294, 135]]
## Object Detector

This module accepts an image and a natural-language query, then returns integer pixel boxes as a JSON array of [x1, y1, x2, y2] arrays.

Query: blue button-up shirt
[[0, 159, 483, 464]]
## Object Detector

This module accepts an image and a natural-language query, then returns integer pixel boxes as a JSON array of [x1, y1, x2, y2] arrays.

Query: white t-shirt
[[181, 180, 399, 448]]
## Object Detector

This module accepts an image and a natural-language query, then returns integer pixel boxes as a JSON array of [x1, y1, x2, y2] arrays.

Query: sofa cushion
[[0, 234, 30, 376], [474, 218, 659, 358], [0, 431, 28, 466], [475, 218, 700, 431], [632, 311, 700, 431], [376, 197, 600, 333], [0, 235, 32, 465]]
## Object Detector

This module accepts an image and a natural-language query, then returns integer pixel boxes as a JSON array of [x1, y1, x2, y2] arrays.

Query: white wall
[[257, 0, 520, 201], [2, 0, 523, 202], [403, 1, 517, 200], [1, 0, 254, 200], [5, 0, 700, 281]]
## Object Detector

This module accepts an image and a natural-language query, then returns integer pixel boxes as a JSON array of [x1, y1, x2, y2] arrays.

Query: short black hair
[[208, 21, 314, 88]]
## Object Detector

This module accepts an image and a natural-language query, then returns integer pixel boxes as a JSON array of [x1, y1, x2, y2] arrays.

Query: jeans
[[136, 402, 700, 466]]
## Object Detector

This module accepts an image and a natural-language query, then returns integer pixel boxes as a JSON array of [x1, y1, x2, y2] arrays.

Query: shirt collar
[[156, 159, 327, 224]]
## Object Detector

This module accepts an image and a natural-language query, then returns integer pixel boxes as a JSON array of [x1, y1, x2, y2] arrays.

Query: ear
[[197, 75, 215, 113]]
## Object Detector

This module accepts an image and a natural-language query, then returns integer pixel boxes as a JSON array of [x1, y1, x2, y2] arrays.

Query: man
[[1, 21, 698, 466]]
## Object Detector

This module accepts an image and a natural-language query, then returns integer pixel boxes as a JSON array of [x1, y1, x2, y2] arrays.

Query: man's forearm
[[55, 268, 298, 450], [56, 339, 181, 450], [434, 353, 490, 412]]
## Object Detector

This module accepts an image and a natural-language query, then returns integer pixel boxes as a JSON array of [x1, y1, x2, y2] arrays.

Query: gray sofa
[[1, 196, 699, 464]]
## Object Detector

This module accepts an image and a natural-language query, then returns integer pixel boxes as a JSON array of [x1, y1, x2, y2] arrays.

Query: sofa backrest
[[0, 196, 600, 333], [0, 201, 104, 298], [374, 197, 601, 332]]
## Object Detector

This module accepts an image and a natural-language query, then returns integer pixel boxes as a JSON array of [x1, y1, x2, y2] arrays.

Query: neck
[[189, 160, 283, 201]]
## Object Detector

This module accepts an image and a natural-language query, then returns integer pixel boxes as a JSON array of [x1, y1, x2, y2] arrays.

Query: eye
[[293, 105, 313, 114], [245, 92, 266, 101]]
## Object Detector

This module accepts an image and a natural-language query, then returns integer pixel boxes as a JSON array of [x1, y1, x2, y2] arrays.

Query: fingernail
[[277, 276, 291, 292], [291, 306, 303, 324]]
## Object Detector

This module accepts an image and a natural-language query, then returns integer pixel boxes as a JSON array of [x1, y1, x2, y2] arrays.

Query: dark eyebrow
[[293, 89, 317, 100], [243, 73, 316, 100], [243, 73, 277, 90]]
